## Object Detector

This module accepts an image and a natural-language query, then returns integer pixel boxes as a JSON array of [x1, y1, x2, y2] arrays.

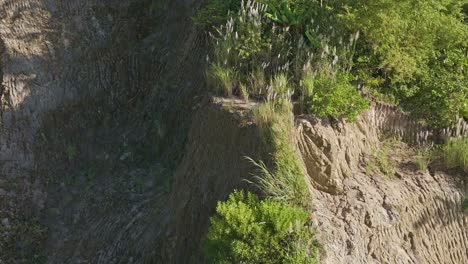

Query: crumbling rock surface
[[296, 108, 467, 264]]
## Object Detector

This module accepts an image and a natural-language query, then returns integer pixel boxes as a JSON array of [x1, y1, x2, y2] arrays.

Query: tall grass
[[415, 146, 433, 171], [207, 64, 238, 96], [204, 0, 368, 121], [250, 99, 310, 207], [439, 138, 468, 174]]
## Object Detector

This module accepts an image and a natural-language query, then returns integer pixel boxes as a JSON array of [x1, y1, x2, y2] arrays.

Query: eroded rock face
[[311, 167, 467, 264], [296, 112, 380, 194], [164, 100, 466, 263], [296, 108, 467, 264]]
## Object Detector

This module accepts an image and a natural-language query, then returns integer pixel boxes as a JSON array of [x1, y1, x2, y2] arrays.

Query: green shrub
[[270, 73, 292, 101], [203, 190, 318, 264], [299, 71, 369, 121], [439, 138, 468, 173]]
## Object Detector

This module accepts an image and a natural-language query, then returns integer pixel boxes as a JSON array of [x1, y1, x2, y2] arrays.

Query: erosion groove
[[369, 101, 468, 145]]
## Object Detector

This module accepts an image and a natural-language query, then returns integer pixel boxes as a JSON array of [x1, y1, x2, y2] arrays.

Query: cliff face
[[0, 1, 466, 263], [165, 99, 272, 263], [162, 100, 467, 263], [0, 0, 206, 262], [296, 107, 467, 264]]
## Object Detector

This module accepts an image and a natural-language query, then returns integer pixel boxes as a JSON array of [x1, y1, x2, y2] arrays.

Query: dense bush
[[203, 191, 318, 264], [342, 0, 468, 128], [196, 0, 468, 127], [300, 71, 369, 121]]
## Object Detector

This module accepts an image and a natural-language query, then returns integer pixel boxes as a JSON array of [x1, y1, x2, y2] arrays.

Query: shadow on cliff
[[1, 0, 213, 263]]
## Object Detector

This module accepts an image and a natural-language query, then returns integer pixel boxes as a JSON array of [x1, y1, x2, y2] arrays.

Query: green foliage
[[439, 138, 468, 173], [197, 0, 468, 127], [203, 0, 367, 121], [207, 64, 238, 96], [341, 0, 468, 127], [203, 190, 318, 264], [299, 71, 369, 121]]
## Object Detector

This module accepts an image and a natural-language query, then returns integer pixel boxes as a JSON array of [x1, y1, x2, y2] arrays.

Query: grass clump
[[251, 99, 310, 207], [415, 146, 434, 171], [366, 138, 397, 178], [207, 64, 238, 97], [439, 138, 468, 174], [203, 190, 318, 264]]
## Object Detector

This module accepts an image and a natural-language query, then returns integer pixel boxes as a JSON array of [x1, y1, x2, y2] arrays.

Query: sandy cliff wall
[[168, 100, 467, 263], [296, 107, 467, 264]]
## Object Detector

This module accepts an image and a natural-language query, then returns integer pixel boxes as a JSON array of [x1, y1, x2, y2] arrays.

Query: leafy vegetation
[[344, 0, 468, 128], [196, 0, 468, 127], [202, 0, 368, 121], [203, 190, 318, 264], [300, 71, 369, 120]]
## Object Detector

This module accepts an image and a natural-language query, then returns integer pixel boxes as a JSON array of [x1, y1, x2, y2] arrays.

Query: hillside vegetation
[[197, 0, 467, 127], [196, 0, 467, 262]]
